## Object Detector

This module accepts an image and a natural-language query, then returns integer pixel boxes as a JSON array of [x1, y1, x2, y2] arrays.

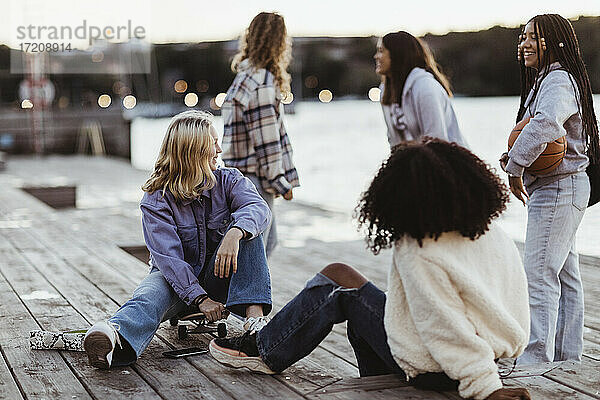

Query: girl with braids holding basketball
[[501, 14, 599, 364]]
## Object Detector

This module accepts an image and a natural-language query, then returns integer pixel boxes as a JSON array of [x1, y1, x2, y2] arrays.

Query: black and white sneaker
[[209, 332, 275, 374], [83, 321, 121, 369]]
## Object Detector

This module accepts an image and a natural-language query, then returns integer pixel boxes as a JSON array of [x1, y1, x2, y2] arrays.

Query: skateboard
[[169, 306, 228, 340]]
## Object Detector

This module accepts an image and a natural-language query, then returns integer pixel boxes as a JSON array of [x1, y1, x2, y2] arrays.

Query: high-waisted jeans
[[109, 235, 272, 366], [519, 172, 590, 364], [246, 174, 277, 258]]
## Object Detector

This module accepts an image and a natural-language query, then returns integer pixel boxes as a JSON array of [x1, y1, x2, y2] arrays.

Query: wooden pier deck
[[0, 155, 598, 399]]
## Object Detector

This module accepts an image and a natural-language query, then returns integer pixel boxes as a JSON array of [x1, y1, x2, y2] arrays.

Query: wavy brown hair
[[380, 31, 452, 106], [231, 12, 292, 95], [142, 110, 216, 202], [355, 138, 509, 253]]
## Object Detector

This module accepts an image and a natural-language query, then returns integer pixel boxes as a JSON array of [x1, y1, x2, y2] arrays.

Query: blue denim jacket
[[140, 167, 271, 305]]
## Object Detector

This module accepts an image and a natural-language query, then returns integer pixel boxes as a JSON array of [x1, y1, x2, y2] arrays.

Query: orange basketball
[[508, 117, 567, 175]]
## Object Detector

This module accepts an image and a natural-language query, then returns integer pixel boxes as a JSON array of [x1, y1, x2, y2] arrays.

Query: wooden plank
[[0, 252, 92, 399], [585, 326, 600, 345], [0, 349, 24, 400], [496, 359, 564, 378], [3, 226, 235, 400], [503, 376, 596, 399], [0, 232, 162, 400], [584, 339, 600, 361], [308, 374, 407, 394], [48, 210, 361, 395], [156, 325, 305, 400], [0, 185, 55, 218], [13, 225, 305, 400], [306, 374, 447, 400], [544, 358, 600, 399]]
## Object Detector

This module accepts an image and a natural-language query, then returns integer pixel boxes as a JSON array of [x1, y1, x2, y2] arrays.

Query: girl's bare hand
[[509, 176, 529, 206], [214, 228, 244, 278]]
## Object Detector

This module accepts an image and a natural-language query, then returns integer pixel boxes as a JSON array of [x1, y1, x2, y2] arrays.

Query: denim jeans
[[256, 273, 458, 390], [520, 172, 590, 364], [109, 235, 272, 366], [246, 174, 277, 258]]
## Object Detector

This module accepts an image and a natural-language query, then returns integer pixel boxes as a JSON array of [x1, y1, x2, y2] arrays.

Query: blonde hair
[[231, 12, 292, 95], [142, 110, 217, 201]]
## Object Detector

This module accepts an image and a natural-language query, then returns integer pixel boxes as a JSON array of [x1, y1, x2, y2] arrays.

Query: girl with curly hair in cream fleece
[[210, 138, 531, 400]]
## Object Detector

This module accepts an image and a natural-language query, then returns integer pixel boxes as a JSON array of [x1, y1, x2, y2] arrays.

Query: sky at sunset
[[2, 0, 599, 47]]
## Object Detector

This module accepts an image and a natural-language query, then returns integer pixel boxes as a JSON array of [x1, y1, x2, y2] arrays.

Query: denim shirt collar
[[180, 172, 218, 206], [181, 189, 211, 206]]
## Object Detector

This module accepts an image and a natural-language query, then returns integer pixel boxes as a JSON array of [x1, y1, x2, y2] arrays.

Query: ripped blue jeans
[[258, 273, 458, 389], [257, 273, 401, 376]]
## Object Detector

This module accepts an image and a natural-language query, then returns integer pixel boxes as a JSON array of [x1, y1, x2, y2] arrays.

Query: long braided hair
[[231, 12, 292, 96], [517, 14, 599, 163]]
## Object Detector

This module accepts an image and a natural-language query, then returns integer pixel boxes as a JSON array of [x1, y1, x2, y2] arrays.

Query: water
[[131, 96, 600, 256]]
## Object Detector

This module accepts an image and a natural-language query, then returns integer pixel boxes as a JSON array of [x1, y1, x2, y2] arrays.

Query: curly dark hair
[[355, 138, 509, 254]]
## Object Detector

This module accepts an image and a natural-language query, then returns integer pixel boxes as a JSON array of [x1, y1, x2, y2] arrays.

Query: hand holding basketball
[[508, 117, 567, 175]]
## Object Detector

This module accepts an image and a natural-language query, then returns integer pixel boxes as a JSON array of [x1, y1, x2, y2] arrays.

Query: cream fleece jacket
[[384, 222, 530, 399]]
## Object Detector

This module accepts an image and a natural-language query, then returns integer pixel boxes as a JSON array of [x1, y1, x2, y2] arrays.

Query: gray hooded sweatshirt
[[380, 67, 468, 148], [506, 62, 589, 193]]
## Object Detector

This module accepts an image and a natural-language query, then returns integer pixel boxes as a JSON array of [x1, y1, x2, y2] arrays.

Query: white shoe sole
[[209, 341, 275, 375], [83, 331, 113, 369]]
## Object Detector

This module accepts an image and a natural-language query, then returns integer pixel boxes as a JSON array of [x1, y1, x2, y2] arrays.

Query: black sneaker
[[209, 332, 275, 374]]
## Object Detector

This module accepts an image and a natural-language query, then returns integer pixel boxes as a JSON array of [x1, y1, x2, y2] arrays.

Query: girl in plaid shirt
[[222, 12, 300, 258]]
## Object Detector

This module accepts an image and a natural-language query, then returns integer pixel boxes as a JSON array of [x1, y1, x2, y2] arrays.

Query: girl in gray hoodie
[[502, 14, 599, 364], [374, 31, 468, 149]]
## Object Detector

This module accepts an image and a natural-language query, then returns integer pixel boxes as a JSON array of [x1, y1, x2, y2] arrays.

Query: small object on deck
[[29, 329, 86, 351], [119, 245, 150, 263], [162, 346, 208, 359], [0, 151, 6, 171], [77, 119, 106, 156], [169, 306, 228, 339], [22, 185, 76, 209]]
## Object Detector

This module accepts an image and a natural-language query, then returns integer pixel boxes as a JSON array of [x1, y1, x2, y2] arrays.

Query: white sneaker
[[83, 321, 121, 369], [243, 316, 270, 334]]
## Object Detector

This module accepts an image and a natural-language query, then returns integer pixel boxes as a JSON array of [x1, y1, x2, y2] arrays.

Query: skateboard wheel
[[169, 317, 178, 327], [178, 325, 188, 339], [217, 323, 227, 338]]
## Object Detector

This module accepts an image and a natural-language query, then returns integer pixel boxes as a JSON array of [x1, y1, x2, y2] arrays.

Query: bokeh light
[[21, 99, 33, 109], [282, 92, 294, 105], [123, 95, 137, 109], [215, 92, 227, 108], [184, 93, 199, 107], [304, 75, 318, 89], [92, 51, 104, 63], [97, 94, 111, 108], [318, 89, 333, 103], [368, 87, 381, 102], [197, 80, 209, 93], [58, 96, 69, 109], [174, 80, 188, 93]]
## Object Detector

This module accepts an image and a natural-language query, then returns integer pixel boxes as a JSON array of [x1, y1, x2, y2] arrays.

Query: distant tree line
[[0, 16, 597, 108], [425, 16, 600, 96]]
